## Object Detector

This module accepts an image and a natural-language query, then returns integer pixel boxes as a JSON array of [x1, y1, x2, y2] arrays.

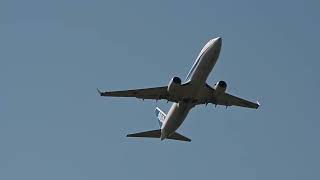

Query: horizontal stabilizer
[[127, 129, 161, 138], [127, 129, 191, 142], [168, 132, 191, 142]]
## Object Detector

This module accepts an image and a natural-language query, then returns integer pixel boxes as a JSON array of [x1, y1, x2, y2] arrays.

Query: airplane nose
[[215, 37, 222, 44], [213, 37, 222, 48]]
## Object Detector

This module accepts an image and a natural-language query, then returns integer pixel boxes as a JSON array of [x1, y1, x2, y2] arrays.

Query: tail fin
[[155, 107, 166, 128]]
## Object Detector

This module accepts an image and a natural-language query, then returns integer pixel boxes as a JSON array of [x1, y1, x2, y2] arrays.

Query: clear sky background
[[1, 1, 319, 180]]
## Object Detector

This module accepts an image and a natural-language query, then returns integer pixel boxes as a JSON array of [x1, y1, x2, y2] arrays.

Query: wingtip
[[256, 100, 260, 108], [97, 88, 103, 96]]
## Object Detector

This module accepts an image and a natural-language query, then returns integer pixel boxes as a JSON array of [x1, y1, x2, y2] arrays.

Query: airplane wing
[[197, 84, 260, 109], [98, 86, 181, 102], [213, 93, 260, 109]]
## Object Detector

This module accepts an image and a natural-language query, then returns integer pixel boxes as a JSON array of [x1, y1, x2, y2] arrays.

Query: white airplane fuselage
[[160, 37, 222, 140]]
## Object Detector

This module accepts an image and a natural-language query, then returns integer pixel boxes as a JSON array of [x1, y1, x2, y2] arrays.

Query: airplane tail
[[126, 107, 191, 142], [155, 107, 166, 128]]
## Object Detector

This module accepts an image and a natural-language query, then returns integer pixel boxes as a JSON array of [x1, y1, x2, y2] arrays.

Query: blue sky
[[0, 1, 319, 180]]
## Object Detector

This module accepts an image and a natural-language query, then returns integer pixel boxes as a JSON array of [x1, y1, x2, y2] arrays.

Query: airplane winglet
[[97, 88, 103, 96]]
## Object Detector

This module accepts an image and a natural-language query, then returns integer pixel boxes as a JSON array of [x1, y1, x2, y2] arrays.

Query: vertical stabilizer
[[155, 107, 166, 128]]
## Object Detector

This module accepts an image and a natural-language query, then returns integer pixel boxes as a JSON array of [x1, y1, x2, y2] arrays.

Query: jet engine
[[167, 76, 182, 97], [214, 81, 227, 94]]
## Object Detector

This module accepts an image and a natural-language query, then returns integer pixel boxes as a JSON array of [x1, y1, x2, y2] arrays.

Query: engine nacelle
[[167, 76, 182, 97], [214, 81, 227, 94]]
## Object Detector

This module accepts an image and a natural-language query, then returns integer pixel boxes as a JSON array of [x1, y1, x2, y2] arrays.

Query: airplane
[[98, 37, 259, 142]]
